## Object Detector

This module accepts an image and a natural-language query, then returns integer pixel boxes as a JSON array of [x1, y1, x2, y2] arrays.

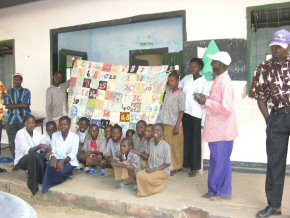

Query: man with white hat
[[250, 29, 290, 218], [4, 73, 31, 159], [194, 51, 238, 200]]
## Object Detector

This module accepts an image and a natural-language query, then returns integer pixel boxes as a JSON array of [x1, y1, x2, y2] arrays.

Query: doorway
[[0, 40, 15, 90]]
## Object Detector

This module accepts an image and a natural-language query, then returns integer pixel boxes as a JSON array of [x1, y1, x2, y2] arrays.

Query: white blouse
[[51, 131, 79, 167], [14, 127, 42, 165]]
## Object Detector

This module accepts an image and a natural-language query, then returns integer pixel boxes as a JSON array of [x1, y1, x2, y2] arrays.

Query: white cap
[[207, 51, 232, 66]]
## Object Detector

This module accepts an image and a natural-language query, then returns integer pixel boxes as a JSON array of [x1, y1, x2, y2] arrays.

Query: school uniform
[[136, 139, 171, 197], [80, 134, 106, 166], [105, 138, 121, 158], [13, 127, 46, 195], [132, 134, 146, 152], [160, 88, 185, 170], [113, 151, 141, 184], [42, 131, 79, 193]]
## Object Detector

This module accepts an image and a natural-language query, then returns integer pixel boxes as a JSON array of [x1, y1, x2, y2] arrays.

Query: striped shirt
[[148, 139, 172, 174], [105, 138, 121, 157], [4, 87, 31, 125]]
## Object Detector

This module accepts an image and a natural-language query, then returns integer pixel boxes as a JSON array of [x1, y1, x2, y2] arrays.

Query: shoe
[[118, 182, 129, 189], [84, 167, 90, 173], [79, 163, 84, 170], [256, 206, 281, 217], [99, 169, 106, 176], [188, 170, 196, 177], [89, 167, 97, 175], [0, 168, 7, 173], [132, 184, 138, 192], [170, 170, 176, 176], [201, 193, 212, 199]]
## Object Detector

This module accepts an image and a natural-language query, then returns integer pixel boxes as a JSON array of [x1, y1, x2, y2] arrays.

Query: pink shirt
[[202, 71, 238, 142]]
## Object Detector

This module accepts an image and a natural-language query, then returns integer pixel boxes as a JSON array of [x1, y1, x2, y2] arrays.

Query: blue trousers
[[208, 140, 234, 198], [42, 160, 74, 193]]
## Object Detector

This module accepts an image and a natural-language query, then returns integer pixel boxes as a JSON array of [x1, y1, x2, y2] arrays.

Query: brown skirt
[[136, 170, 169, 197], [163, 124, 184, 170]]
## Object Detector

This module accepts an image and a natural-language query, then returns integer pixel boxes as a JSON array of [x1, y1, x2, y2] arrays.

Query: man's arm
[[257, 99, 269, 122]]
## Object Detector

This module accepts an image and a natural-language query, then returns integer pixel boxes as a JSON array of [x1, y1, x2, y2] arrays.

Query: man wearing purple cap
[[250, 29, 290, 217], [194, 51, 238, 200], [4, 73, 31, 159]]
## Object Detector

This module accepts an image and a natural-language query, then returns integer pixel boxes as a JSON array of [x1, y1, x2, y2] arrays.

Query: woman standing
[[179, 58, 211, 177]]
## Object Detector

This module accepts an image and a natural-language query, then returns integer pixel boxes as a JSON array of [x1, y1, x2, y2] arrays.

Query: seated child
[[136, 123, 172, 197], [111, 137, 141, 190], [79, 124, 106, 174], [133, 124, 153, 169], [132, 120, 147, 153], [40, 121, 57, 159], [103, 124, 122, 168], [104, 124, 113, 147], [125, 129, 135, 139], [76, 117, 90, 169]]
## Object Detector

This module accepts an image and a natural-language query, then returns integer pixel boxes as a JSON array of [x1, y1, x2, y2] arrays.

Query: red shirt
[[90, 140, 98, 158]]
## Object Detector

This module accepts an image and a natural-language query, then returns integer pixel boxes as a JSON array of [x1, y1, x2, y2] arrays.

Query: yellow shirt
[[0, 81, 8, 120]]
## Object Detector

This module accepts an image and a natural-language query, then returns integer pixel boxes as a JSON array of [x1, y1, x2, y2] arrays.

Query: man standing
[[4, 73, 31, 159], [195, 51, 238, 200], [0, 80, 8, 172], [46, 71, 70, 122], [250, 29, 290, 218]]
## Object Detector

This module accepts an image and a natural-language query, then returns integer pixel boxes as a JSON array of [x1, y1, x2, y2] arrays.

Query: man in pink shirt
[[194, 51, 238, 200]]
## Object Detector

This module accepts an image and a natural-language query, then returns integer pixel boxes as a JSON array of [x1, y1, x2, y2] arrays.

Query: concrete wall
[[0, 0, 289, 164]]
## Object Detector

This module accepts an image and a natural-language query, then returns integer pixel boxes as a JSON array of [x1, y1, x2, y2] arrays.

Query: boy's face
[[144, 126, 153, 140], [121, 141, 131, 154], [112, 128, 122, 142], [136, 122, 146, 137], [46, 124, 57, 138], [90, 126, 99, 139], [79, 120, 89, 133], [168, 76, 178, 90], [105, 127, 112, 139], [126, 131, 134, 138], [153, 125, 163, 140]]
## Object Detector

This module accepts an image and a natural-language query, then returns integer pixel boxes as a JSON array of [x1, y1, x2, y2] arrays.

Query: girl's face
[[89, 126, 99, 139], [105, 127, 112, 139], [121, 141, 131, 154], [112, 128, 122, 142]]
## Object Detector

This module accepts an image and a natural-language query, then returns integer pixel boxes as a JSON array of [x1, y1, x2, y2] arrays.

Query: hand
[[193, 93, 207, 105], [50, 156, 57, 169], [173, 125, 179, 135], [41, 144, 51, 153], [56, 159, 65, 172], [145, 168, 155, 173]]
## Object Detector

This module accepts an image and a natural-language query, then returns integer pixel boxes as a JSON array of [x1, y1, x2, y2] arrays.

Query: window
[[247, 3, 290, 88]]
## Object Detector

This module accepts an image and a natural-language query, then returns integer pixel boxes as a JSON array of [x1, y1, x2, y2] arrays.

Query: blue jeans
[[42, 160, 74, 193]]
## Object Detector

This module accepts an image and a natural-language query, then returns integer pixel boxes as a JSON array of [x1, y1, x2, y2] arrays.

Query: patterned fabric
[[159, 88, 185, 126], [202, 71, 238, 142], [249, 55, 290, 110], [105, 138, 120, 157], [132, 134, 146, 153], [4, 87, 31, 125], [0, 81, 7, 120], [148, 139, 172, 174]]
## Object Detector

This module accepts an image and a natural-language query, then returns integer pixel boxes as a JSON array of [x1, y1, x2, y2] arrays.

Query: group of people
[[0, 28, 289, 217]]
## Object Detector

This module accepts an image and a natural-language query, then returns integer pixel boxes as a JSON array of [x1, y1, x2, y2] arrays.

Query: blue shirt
[[4, 87, 31, 125]]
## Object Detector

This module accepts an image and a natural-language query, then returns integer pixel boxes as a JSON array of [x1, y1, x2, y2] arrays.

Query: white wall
[[0, 0, 288, 164]]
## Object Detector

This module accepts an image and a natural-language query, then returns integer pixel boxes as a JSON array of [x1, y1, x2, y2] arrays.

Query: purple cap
[[269, 29, 290, 49]]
